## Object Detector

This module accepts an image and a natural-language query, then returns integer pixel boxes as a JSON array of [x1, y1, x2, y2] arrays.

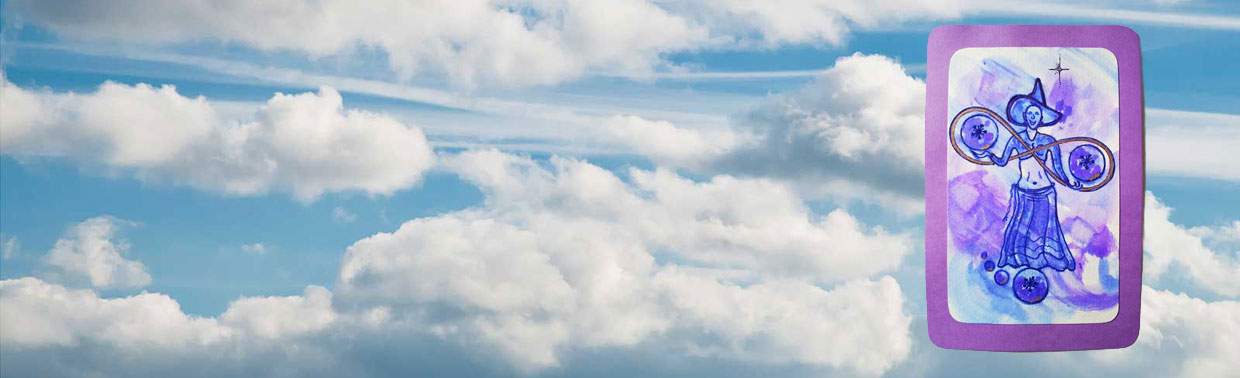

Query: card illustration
[[946, 47, 1120, 324]]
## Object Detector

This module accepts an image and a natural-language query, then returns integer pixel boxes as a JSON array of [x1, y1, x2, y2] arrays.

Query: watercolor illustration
[[946, 48, 1121, 324]]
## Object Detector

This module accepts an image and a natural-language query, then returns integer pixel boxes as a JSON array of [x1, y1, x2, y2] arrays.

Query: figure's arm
[[987, 137, 1020, 167]]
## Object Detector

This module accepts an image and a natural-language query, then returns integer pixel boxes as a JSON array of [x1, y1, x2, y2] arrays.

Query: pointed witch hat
[[1006, 78, 1063, 127]]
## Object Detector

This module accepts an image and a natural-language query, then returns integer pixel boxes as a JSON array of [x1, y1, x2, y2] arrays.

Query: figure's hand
[[971, 150, 990, 160], [1070, 179, 1083, 190]]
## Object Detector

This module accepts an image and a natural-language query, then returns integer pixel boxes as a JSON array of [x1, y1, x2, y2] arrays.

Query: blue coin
[[980, 252, 988, 259], [1012, 268, 1049, 304], [984, 260, 995, 272], [1069, 145, 1105, 182], [994, 270, 1009, 285], [960, 114, 998, 151]]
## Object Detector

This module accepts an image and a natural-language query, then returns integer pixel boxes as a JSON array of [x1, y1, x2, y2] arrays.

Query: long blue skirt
[[997, 184, 1076, 271]]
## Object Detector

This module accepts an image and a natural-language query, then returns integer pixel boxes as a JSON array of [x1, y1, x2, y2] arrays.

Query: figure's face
[[1024, 105, 1043, 128]]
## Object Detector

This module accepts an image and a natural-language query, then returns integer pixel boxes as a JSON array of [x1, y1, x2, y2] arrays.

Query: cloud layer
[[3, 0, 965, 87], [1, 78, 434, 202], [607, 53, 926, 212], [2, 150, 917, 376], [3, 164, 1239, 377], [336, 149, 914, 373], [1144, 192, 1240, 297], [1146, 109, 1240, 182]]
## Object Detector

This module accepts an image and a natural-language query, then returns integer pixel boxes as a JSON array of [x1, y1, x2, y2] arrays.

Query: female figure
[[976, 79, 1080, 272]]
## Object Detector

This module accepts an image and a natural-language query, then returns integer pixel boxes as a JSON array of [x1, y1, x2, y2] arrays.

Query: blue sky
[[1, 1, 1238, 377]]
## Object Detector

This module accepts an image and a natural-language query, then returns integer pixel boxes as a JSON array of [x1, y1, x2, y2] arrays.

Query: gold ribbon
[[949, 107, 1115, 192]]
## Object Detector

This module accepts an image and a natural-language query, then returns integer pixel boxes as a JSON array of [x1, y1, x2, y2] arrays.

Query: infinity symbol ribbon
[[949, 107, 1115, 192]]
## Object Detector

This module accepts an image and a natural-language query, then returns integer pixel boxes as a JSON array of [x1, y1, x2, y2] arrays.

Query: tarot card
[[925, 25, 1143, 351]]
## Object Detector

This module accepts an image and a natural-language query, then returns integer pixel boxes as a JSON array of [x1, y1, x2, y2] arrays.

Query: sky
[[0, 0, 1238, 377]]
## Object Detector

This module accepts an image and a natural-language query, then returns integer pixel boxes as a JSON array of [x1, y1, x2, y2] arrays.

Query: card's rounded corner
[[926, 25, 969, 60], [926, 323, 956, 350], [944, 301, 968, 326], [1107, 25, 1141, 44], [1115, 327, 1140, 349], [945, 46, 972, 65], [928, 25, 956, 39]]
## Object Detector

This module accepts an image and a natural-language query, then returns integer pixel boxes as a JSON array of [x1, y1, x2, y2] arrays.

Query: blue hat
[[1006, 78, 1062, 127]]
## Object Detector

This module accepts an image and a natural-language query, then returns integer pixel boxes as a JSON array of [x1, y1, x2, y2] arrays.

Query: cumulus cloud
[[0, 148, 915, 376], [220, 286, 336, 340], [0, 277, 347, 377], [608, 54, 926, 212], [603, 114, 750, 168], [3, 160, 1239, 377], [605, 55, 1240, 217], [1144, 192, 1240, 297], [0, 77, 434, 202], [0, 278, 228, 350], [448, 149, 912, 280], [1118, 286, 1240, 377], [43, 216, 151, 289], [2, 0, 966, 87], [725, 53, 924, 187], [656, 271, 911, 375], [1, 150, 913, 376], [336, 149, 913, 373], [1190, 220, 1240, 251]]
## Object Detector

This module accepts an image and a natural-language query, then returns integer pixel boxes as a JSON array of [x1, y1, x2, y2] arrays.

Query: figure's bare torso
[[1017, 130, 1054, 190], [1018, 157, 1052, 189]]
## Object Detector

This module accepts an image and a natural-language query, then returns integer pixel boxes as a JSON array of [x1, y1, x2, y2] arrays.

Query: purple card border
[[925, 25, 1143, 351]]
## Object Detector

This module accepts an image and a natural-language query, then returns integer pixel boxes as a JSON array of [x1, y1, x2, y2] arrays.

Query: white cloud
[[1190, 220, 1240, 252], [1146, 109, 1240, 182], [0, 278, 343, 377], [736, 53, 924, 165], [1076, 286, 1240, 378], [443, 149, 912, 281], [1153, 0, 1190, 6], [42, 216, 151, 289], [1144, 192, 1240, 297], [603, 114, 751, 168], [1, 0, 965, 88], [0, 77, 434, 202], [1126, 286, 1240, 377], [3, 171, 1238, 377], [610, 53, 926, 213], [975, 1, 1239, 30], [3, 0, 703, 88], [335, 149, 913, 373], [219, 286, 336, 340], [1, 148, 915, 375], [0, 277, 229, 349], [11, 1, 1228, 88], [332, 206, 358, 224], [656, 271, 911, 376], [1, 236, 18, 260], [240, 243, 268, 255], [605, 55, 1239, 215]]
